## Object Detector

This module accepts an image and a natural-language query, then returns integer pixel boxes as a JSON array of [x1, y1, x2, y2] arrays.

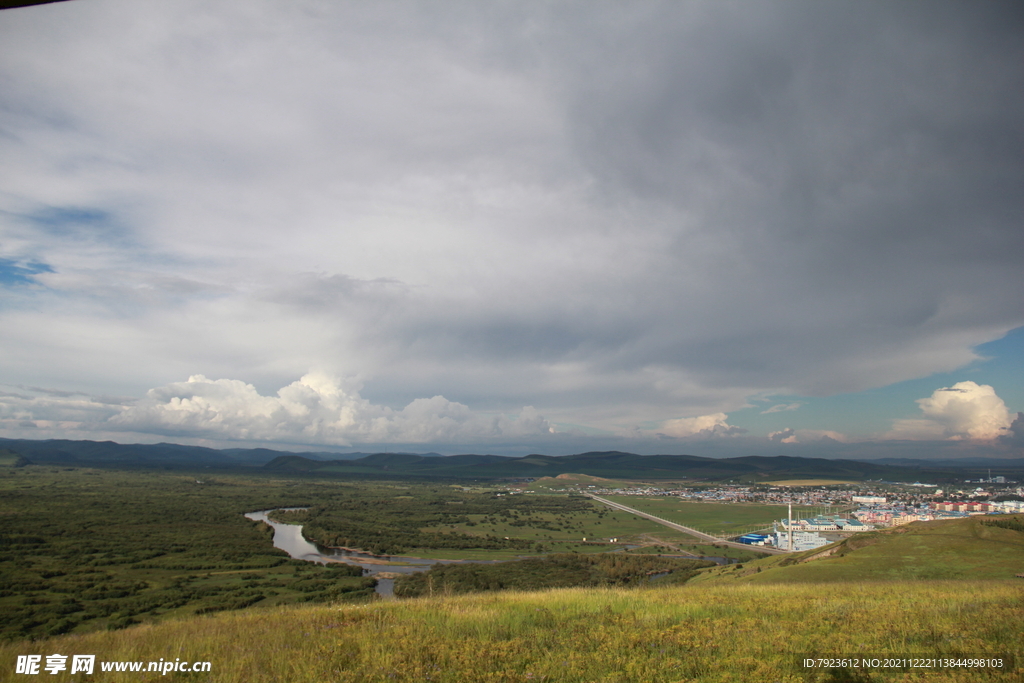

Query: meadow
[[691, 513, 1024, 584], [3, 463, 1023, 681], [623, 542, 761, 561], [1, 580, 1019, 682], [601, 496, 827, 537], [409, 504, 706, 558], [392, 553, 715, 597], [0, 466, 382, 640], [1, 465, 734, 640]]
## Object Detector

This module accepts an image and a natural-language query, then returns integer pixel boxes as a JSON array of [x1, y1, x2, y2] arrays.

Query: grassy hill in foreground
[[692, 514, 1024, 584], [1, 581, 1020, 682]]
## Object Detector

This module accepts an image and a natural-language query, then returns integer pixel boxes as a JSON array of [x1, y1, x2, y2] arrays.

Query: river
[[244, 508, 740, 596], [244, 509, 500, 596]]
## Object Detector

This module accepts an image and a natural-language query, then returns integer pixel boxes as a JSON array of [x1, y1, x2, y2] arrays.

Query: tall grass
[[2, 581, 1020, 682]]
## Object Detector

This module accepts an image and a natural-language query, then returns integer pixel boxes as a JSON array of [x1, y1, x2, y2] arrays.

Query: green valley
[[3, 460, 1024, 681]]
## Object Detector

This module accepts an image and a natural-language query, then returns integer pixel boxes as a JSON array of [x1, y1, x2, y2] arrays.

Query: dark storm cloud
[[1000, 413, 1024, 449], [256, 0, 1024, 416], [376, 1, 1024, 397], [2, 0, 1023, 449]]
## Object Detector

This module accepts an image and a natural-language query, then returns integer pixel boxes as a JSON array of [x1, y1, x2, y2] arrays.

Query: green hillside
[[1, 581, 1019, 682], [4, 437, 1022, 483], [0, 448, 28, 467], [692, 514, 1024, 584], [526, 472, 640, 491]]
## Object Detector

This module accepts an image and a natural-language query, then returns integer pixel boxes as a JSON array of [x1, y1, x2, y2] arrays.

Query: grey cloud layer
[[1, 1, 1022, 448]]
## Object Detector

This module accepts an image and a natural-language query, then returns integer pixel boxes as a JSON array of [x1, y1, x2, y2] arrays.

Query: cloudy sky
[[2, 0, 1022, 458]]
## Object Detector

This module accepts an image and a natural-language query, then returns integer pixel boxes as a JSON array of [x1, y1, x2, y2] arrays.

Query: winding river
[[244, 508, 740, 596], [244, 509, 499, 596]]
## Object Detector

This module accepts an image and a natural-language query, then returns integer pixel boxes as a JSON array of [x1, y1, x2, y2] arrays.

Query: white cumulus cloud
[[886, 381, 1012, 441], [106, 373, 552, 446], [657, 413, 745, 439], [761, 402, 802, 414], [768, 428, 847, 444], [768, 428, 798, 444]]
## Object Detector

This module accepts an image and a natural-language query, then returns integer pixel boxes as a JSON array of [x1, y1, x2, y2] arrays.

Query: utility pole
[[788, 502, 793, 552]]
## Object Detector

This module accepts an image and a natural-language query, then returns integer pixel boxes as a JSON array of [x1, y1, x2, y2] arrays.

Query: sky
[[1, 0, 1023, 459]]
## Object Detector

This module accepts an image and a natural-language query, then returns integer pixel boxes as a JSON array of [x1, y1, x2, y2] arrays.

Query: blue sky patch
[[26, 206, 117, 239], [0, 258, 54, 286]]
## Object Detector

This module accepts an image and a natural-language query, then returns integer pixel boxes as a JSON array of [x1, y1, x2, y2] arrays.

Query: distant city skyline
[[2, 1, 1022, 458]]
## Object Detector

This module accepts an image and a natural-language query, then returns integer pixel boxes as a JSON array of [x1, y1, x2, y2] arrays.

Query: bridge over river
[[585, 494, 791, 555]]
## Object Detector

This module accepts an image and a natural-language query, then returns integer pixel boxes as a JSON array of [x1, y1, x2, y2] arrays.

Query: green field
[[524, 473, 667, 492], [392, 554, 715, 597], [1, 467, 731, 640], [602, 496, 826, 536], [0, 467, 386, 640], [692, 514, 1024, 584], [623, 542, 763, 561], [0, 449, 27, 467], [420, 505, 695, 557]]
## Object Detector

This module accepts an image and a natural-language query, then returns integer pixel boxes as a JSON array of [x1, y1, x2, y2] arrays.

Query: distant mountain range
[[263, 450, 1024, 483], [0, 437, 441, 467], [3, 437, 1022, 483]]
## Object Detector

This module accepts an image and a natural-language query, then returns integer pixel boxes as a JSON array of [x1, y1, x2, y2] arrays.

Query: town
[[518, 477, 1024, 552]]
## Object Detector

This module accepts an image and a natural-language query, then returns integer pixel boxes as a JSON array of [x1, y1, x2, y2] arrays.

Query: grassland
[[691, 514, 1024, 584], [0, 449, 27, 467], [4, 463, 1024, 681], [1, 580, 1019, 682], [0, 467, 384, 640], [602, 496, 826, 536], [1, 466, 727, 640], [392, 554, 715, 597], [623, 540, 763, 561], [417, 504, 691, 558], [524, 473, 666, 492]]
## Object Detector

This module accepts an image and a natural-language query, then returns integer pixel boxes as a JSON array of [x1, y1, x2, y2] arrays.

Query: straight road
[[586, 494, 790, 555]]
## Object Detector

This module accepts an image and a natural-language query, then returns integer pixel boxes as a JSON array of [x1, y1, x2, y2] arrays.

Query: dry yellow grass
[[2, 580, 1021, 682]]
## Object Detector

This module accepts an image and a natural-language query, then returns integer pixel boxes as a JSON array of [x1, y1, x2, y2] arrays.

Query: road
[[585, 494, 790, 555]]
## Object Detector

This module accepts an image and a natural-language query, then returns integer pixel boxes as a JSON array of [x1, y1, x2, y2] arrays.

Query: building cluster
[[574, 483, 860, 507], [852, 509, 935, 527], [778, 515, 872, 532], [930, 500, 1024, 513], [527, 479, 1024, 552], [736, 529, 833, 552], [848, 498, 1024, 527]]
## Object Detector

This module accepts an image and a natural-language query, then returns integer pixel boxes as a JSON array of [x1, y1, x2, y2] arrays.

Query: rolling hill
[[692, 513, 1024, 584], [2, 436, 1021, 483]]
